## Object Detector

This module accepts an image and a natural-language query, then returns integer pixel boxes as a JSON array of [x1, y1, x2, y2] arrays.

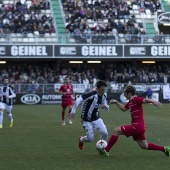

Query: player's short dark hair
[[96, 80, 107, 88], [3, 76, 9, 80], [65, 76, 70, 80], [124, 85, 136, 96]]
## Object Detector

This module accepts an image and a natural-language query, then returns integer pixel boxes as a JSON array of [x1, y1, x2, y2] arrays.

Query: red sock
[[105, 135, 118, 152], [148, 143, 164, 152], [62, 111, 65, 121]]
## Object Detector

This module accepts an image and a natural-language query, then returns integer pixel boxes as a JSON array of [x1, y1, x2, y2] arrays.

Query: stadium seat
[[46, 38, 52, 42], [140, 13, 146, 18], [46, 10, 51, 14], [37, 38, 46, 42], [69, 38, 76, 43], [27, 33, 34, 38], [132, 4, 138, 10], [11, 38, 17, 42], [44, 33, 51, 37], [3, 1, 9, 5], [23, 38, 29, 42], [0, 38, 6, 42], [16, 33, 22, 38], [11, 33, 16, 37], [51, 38, 58, 42], [165, 38, 170, 44], [51, 33, 57, 37], [29, 38, 35, 42], [134, 10, 139, 14], [34, 31, 39, 36], [147, 38, 154, 43], [146, 14, 152, 19], [17, 38, 23, 42]]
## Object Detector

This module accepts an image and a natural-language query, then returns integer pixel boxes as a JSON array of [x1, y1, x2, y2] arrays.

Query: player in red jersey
[[55, 76, 74, 125], [97, 85, 170, 156]]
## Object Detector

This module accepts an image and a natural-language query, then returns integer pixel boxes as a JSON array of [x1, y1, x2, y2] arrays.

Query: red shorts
[[121, 124, 146, 141], [62, 100, 73, 109]]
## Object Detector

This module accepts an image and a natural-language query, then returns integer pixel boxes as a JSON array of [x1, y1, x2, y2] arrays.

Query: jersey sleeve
[[125, 102, 130, 109], [82, 91, 97, 100], [133, 96, 144, 104], [9, 86, 16, 98], [59, 85, 63, 92]]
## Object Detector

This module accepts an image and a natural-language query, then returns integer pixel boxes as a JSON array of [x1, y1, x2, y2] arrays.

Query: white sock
[[0, 111, 4, 125], [81, 136, 94, 142], [7, 113, 13, 121]]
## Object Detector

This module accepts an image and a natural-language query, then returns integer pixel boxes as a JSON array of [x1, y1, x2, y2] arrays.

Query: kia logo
[[21, 94, 41, 104], [158, 12, 170, 24]]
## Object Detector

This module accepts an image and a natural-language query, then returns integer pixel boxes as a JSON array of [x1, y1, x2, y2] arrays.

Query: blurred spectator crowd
[[0, 0, 55, 38], [63, 0, 161, 44], [0, 62, 170, 87]]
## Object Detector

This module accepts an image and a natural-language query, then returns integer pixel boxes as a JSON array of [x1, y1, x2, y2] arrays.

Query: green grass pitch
[[0, 104, 170, 170]]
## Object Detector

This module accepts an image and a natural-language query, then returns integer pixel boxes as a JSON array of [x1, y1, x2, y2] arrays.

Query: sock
[[81, 136, 90, 142], [68, 109, 71, 119], [148, 143, 164, 152], [7, 113, 13, 122], [62, 111, 65, 121], [0, 111, 4, 125], [105, 135, 118, 152]]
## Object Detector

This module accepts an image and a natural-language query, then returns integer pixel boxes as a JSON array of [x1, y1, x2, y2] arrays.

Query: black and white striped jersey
[[0, 84, 16, 106], [72, 91, 109, 122]]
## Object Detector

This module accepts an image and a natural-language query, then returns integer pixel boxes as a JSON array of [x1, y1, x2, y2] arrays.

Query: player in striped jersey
[[70, 80, 109, 150], [0, 77, 16, 128]]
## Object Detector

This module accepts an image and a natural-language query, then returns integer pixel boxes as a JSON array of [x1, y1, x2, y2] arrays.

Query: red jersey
[[59, 83, 73, 103], [125, 96, 146, 131]]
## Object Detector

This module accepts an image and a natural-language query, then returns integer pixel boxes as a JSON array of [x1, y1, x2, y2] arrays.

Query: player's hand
[[153, 101, 162, 108], [5, 96, 9, 99], [101, 104, 108, 109], [109, 99, 117, 104]]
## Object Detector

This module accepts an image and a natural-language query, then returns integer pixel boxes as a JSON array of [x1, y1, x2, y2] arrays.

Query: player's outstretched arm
[[101, 104, 109, 111], [143, 98, 162, 108], [70, 96, 83, 118], [109, 99, 128, 112]]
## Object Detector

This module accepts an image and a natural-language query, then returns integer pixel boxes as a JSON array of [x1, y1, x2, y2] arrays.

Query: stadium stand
[[0, 61, 170, 85], [0, 0, 169, 43], [62, 0, 164, 44], [0, 0, 58, 43]]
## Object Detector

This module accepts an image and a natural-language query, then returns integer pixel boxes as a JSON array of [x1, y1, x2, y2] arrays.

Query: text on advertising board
[[82, 46, 118, 56], [60, 47, 76, 55], [11, 46, 48, 56], [151, 46, 170, 56], [130, 47, 146, 55]]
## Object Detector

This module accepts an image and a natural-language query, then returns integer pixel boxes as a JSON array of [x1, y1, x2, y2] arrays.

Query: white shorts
[[0, 102, 12, 113], [82, 118, 107, 135]]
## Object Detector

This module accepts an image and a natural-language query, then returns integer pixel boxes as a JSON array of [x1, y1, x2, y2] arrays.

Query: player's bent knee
[[87, 134, 94, 142]]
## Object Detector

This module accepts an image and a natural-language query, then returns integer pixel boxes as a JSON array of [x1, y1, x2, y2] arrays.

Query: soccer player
[[0, 77, 16, 128], [97, 85, 170, 156], [55, 76, 74, 125], [70, 80, 109, 150]]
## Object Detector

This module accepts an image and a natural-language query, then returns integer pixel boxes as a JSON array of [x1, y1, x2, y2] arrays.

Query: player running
[[55, 76, 74, 125], [97, 85, 170, 156]]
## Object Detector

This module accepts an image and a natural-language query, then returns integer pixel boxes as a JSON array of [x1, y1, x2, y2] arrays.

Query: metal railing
[[11, 83, 162, 94], [1, 34, 170, 44]]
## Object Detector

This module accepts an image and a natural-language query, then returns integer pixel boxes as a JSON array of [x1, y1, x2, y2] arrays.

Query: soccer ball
[[96, 140, 107, 150]]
